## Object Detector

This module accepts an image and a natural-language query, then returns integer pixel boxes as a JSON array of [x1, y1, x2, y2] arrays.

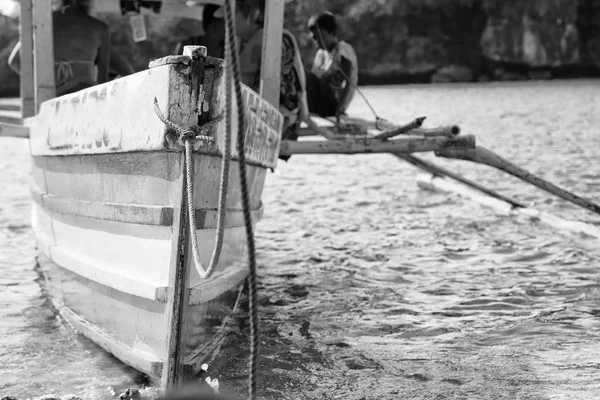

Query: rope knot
[[178, 125, 215, 147], [153, 97, 223, 147]]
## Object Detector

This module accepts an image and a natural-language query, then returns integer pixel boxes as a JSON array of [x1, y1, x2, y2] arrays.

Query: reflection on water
[[1, 80, 600, 399]]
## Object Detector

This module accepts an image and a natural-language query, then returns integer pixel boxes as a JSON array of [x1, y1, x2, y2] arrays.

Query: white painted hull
[[25, 52, 283, 382]]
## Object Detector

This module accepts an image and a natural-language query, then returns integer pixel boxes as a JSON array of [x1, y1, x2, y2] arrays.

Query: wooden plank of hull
[[38, 245, 248, 381], [162, 148, 188, 390], [32, 202, 258, 301], [25, 68, 173, 156], [38, 253, 165, 378], [32, 152, 183, 205], [181, 283, 245, 372], [32, 153, 266, 210], [30, 149, 267, 301], [30, 184, 264, 228]]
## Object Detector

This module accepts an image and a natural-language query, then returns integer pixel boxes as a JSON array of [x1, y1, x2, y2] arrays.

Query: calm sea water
[[1, 81, 600, 399]]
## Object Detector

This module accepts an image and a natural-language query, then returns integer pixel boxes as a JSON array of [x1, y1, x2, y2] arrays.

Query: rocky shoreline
[[1, 0, 600, 95]]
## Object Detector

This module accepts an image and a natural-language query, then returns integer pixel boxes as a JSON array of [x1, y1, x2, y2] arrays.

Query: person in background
[[7, 0, 110, 96], [235, 0, 308, 161], [174, 4, 225, 59], [108, 48, 135, 79], [306, 11, 358, 119]]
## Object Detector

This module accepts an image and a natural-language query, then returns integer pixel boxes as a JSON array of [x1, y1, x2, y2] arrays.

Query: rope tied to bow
[[153, 96, 230, 280], [153, 97, 222, 146]]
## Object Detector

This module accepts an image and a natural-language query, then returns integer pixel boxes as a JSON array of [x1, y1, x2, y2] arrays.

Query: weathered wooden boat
[[2, 0, 600, 396], [1, 0, 287, 391]]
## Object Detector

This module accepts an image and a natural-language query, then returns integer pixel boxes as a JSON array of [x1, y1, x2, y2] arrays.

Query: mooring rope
[[222, 0, 260, 399], [153, 97, 229, 280], [155, 1, 263, 396]]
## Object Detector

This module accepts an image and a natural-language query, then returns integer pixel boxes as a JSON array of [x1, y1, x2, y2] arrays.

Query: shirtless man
[[306, 11, 358, 119], [235, 0, 308, 160], [174, 4, 225, 59], [8, 0, 110, 96]]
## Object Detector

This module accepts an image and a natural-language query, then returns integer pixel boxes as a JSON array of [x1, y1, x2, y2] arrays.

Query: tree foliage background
[[1, 0, 599, 96]]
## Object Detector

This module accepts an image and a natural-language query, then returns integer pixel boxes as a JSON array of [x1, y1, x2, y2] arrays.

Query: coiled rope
[[222, 0, 260, 399], [154, 96, 229, 280]]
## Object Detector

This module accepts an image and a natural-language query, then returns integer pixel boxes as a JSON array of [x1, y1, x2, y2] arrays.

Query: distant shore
[[2, 70, 600, 100]]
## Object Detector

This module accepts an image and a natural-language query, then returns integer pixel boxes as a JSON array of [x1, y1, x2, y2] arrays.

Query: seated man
[[235, 0, 308, 160], [306, 11, 358, 119], [8, 0, 110, 96], [108, 48, 135, 79], [174, 4, 225, 59]]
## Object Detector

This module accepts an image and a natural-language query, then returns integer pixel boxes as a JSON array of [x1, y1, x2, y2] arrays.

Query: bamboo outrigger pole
[[296, 114, 600, 221], [437, 146, 600, 216], [279, 134, 476, 156], [393, 153, 527, 209]]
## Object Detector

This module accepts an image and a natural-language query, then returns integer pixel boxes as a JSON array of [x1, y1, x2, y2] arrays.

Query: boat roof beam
[[31, 0, 56, 114], [19, 0, 35, 118], [259, 0, 284, 107]]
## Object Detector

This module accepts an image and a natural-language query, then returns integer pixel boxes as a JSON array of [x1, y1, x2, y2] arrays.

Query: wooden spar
[[414, 125, 461, 138], [394, 153, 527, 208], [301, 115, 459, 139], [305, 116, 337, 139], [291, 113, 600, 239], [357, 116, 461, 139], [372, 117, 426, 140], [279, 134, 476, 156], [20, 0, 35, 118], [437, 146, 600, 216], [161, 153, 189, 391], [32, 0, 56, 111], [0, 122, 30, 139], [418, 174, 600, 240], [161, 46, 209, 392], [259, 0, 284, 107]]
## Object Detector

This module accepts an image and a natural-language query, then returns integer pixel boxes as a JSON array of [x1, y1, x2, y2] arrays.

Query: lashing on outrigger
[[289, 111, 600, 239]]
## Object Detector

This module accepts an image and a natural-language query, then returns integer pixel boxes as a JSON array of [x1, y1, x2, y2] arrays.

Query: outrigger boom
[[296, 114, 600, 239]]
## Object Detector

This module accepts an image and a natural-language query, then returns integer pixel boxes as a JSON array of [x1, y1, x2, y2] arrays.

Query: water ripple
[[2, 81, 600, 399]]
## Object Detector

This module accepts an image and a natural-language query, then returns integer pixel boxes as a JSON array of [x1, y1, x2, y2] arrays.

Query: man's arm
[[110, 49, 134, 77], [336, 55, 353, 116], [97, 26, 110, 83], [8, 41, 21, 75]]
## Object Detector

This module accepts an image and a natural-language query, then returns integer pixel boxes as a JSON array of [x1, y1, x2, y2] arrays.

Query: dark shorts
[[306, 72, 338, 118]]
